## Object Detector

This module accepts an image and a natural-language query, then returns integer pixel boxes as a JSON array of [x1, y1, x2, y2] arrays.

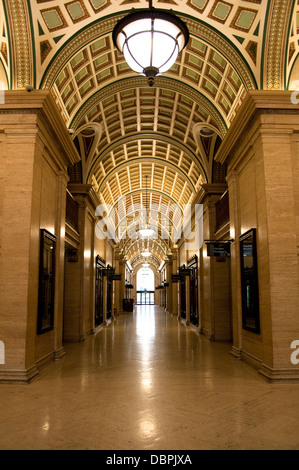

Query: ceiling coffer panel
[[6, 0, 285, 261]]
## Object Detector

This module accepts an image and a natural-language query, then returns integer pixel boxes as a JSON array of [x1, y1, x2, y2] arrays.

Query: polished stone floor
[[1, 306, 299, 450]]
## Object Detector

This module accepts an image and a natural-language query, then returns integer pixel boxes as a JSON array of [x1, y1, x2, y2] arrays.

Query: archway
[[136, 267, 155, 305]]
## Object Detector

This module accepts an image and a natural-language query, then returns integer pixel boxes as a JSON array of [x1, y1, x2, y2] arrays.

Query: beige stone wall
[[0, 91, 79, 383], [64, 184, 101, 341], [197, 185, 231, 342], [216, 91, 299, 382]]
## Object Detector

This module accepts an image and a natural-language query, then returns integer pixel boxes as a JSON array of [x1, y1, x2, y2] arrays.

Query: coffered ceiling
[[1, 0, 297, 268]]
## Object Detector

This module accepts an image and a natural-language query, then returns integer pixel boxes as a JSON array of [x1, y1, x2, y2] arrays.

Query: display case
[[37, 229, 56, 335], [239, 228, 260, 334]]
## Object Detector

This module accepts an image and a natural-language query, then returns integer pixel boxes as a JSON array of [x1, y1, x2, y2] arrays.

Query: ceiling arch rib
[[106, 197, 183, 247], [34, 10, 258, 132], [4, 0, 33, 90], [125, 239, 166, 268], [5, 0, 287, 266], [119, 218, 177, 244], [71, 77, 228, 140], [27, 0, 265, 94], [106, 189, 184, 240], [88, 134, 207, 189], [98, 160, 195, 208], [133, 259, 160, 272], [124, 237, 169, 256], [49, 35, 248, 133], [94, 157, 197, 194], [115, 195, 184, 242]]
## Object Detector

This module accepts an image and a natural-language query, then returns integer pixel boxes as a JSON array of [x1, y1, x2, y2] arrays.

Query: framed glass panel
[[239, 228, 260, 334], [37, 229, 56, 335], [95, 256, 105, 327]]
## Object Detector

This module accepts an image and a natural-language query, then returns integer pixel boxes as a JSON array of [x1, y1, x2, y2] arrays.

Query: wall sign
[[206, 242, 231, 257]]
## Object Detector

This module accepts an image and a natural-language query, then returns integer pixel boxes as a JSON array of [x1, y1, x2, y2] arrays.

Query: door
[[180, 276, 186, 319], [95, 256, 105, 327], [188, 255, 199, 326], [137, 291, 155, 305]]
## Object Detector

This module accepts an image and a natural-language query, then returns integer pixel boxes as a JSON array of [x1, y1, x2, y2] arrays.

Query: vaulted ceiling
[[1, 0, 298, 269]]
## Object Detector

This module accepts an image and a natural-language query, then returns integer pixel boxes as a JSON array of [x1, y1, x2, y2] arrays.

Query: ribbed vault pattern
[[2, 0, 296, 264]]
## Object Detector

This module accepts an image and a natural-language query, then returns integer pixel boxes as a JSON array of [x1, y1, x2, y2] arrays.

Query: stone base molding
[[259, 364, 299, 384], [0, 365, 39, 385]]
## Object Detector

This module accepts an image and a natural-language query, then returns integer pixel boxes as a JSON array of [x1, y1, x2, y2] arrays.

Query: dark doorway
[[188, 255, 199, 326], [95, 256, 105, 327]]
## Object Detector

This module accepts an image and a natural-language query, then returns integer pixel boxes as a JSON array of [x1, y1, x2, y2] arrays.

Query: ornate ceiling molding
[[4, 0, 33, 89], [71, 76, 227, 138], [40, 12, 256, 91], [264, 0, 294, 90], [88, 132, 208, 185], [40, 14, 118, 90], [185, 16, 257, 91], [95, 157, 197, 194]]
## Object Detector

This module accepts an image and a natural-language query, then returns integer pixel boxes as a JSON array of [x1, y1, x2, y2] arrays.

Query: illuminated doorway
[[136, 268, 155, 305]]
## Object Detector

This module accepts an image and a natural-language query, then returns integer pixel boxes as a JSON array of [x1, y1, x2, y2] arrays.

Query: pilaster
[[0, 91, 80, 383], [215, 90, 299, 382]]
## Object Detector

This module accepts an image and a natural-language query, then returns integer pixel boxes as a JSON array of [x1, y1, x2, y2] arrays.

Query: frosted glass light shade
[[139, 227, 155, 237], [141, 251, 151, 257], [113, 7, 189, 86]]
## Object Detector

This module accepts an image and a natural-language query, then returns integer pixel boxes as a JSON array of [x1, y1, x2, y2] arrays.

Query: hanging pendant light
[[139, 175, 155, 237], [112, 0, 189, 86]]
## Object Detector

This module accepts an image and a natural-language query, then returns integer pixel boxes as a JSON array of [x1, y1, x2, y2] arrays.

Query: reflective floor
[[1, 306, 299, 450]]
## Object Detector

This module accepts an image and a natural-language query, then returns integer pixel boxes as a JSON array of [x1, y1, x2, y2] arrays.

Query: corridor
[[1, 306, 299, 450]]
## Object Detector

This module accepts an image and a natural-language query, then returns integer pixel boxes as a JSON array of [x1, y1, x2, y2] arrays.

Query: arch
[[137, 267, 155, 292], [124, 237, 169, 256], [0, 59, 9, 90], [70, 76, 228, 138], [94, 157, 197, 194], [88, 132, 208, 185], [108, 189, 184, 216], [116, 213, 179, 242], [133, 258, 160, 271], [288, 53, 299, 90]]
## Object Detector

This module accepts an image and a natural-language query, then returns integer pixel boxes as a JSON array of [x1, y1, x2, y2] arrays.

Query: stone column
[[65, 184, 99, 341], [215, 90, 299, 382], [113, 248, 122, 315], [196, 184, 230, 341], [166, 256, 173, 314], [0, 91, 80, 383], [226, 170, 242, 358], [119, 258, 126, 313], [54, 170, 69, 360], [172, 250, 179, 316]]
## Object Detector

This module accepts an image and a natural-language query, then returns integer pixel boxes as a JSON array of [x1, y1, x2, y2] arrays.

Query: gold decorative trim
[[71, 76, 228, 138], [5, 0, 33, 89], [40, 13, 256, 93], [264, 0, 293, 90]]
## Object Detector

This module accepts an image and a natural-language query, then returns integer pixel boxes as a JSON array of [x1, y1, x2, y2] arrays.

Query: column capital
[[195, 183, 228, 205], [215, 90, 299, 167]]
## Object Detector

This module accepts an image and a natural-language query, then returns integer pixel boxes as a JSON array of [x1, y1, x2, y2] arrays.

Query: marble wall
[[0, 91, 79, 383], [216, 91, 299, 382]]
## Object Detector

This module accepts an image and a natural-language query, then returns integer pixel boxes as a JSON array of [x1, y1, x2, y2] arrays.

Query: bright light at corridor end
[[112, 0, 189, 86]]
